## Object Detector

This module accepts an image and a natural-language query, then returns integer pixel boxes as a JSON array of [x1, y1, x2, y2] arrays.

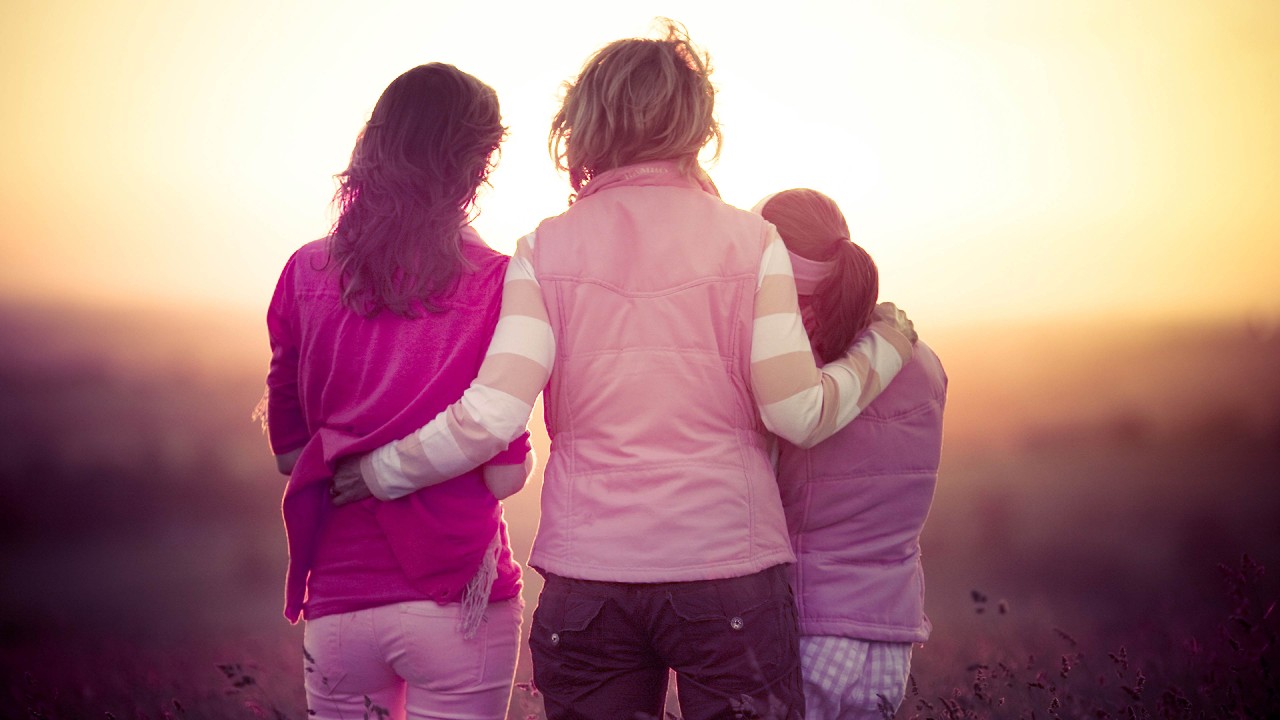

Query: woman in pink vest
[[332, 23, 918, 720], [262, 63, 533, 720], [757, 189, 947, 720]]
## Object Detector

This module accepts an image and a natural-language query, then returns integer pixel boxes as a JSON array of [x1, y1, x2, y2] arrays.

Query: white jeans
[[800, 636, 913, 720], [303, 597, 523, 720]]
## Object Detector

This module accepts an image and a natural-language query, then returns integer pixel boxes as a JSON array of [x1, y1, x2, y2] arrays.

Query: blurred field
[[1, 299, 1277, 718]]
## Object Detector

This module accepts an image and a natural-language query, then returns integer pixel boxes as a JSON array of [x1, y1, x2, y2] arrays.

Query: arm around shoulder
[[360, 232, 555, 501], [749, 229, 918, 449]]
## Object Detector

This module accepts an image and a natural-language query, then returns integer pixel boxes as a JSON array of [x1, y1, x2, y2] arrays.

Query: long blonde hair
[[550, 19, 721, 195]]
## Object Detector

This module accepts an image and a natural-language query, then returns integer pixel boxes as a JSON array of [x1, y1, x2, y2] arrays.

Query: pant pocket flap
[[536, 591, 606, 633]]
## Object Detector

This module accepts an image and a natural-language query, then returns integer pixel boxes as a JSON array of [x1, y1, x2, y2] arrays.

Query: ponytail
[[809, 241, 878, 363], [758, 188, 879, 363]]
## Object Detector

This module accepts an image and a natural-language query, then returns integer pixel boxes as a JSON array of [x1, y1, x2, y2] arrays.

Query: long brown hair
[[761, 189, 879, 363], [328, 63, 506, 316], [550, 19, 721, 195]]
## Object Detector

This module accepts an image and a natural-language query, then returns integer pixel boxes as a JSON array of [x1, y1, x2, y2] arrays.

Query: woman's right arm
[[353, 233, 555, 502], [749, 226, 916, 448]]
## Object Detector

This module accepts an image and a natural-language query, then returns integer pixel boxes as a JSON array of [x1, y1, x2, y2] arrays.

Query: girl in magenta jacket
[[262, 63, 533, 720], [758, 189, 947, 720], [332, 23, 918, 720]]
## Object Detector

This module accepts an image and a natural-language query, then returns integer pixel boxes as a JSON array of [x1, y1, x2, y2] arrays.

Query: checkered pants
[[799, 636, 913, 720]]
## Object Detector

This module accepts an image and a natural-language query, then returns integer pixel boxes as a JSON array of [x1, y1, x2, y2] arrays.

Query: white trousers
[[303, 598, 523, 720], [800, 636, 913, 720]]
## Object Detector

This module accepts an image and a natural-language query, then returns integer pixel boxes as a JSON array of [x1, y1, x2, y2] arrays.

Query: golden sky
[[2, 1, 1277, 328]]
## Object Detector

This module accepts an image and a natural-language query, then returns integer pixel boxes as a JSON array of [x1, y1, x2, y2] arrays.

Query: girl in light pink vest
[[757, 189, 947, 720], [332, 22, 919, 720]]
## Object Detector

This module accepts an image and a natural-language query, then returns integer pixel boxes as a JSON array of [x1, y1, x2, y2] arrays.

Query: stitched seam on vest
[[559, 459, 759, 478], [803, 609, 924, 623], [804, 469, 939, 482], [550, 277, 577, 562], [564, 347, 731, 361], [859, 401, 944, 422], [801, 618, 925, 632], [536, 274, 757, 297], [803, 616, 923, 626], [794, 477, 813, 620], [797, 552, 920, 566], [734, 221, 768, 560]]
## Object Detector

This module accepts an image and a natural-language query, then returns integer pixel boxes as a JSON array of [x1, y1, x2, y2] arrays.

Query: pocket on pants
[[666, 578, 798, 685], [530, 587, 606, 654], [302, 614, 351, 697], [394, 601, 487, 691]]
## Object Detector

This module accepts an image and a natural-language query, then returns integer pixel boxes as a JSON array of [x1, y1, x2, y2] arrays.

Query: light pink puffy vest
[[777, 339, 946, 642], [527, 161, 796, 582]]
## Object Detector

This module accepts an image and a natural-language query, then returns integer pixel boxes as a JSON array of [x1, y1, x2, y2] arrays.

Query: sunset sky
[[2, 1, 1277, 329]]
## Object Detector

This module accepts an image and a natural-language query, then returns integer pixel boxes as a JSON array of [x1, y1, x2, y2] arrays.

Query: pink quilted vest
[[527, 161, 795, 582], [777, 337, 946, 643]]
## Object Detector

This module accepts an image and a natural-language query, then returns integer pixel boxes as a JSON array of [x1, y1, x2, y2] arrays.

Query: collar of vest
[[577, 160, 720, 201]]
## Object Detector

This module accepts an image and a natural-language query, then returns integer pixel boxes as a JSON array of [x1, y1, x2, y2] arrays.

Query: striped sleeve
[[360, 232, 555, 500], [750, 227, 913, 448]]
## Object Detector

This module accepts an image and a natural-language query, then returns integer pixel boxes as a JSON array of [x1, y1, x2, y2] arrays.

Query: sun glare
[[1, 1, 1276, 326]]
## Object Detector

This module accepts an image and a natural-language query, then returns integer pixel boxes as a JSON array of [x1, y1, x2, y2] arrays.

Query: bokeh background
[[2, 1, 1278, 717]]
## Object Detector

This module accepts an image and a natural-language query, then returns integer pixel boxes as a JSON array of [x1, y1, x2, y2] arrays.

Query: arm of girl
[[264, 252, 310, 473], [749, 228, 915, 449], [339, 233, 555, 503]]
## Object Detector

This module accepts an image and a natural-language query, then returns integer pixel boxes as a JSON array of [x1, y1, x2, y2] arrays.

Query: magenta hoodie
[[265, 231, 529, 622]]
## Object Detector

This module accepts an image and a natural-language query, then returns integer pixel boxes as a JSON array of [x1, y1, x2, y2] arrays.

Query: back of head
[[330, 63, 506, 316], [550, 19, 721, 194], [760, 189, 878, 363]]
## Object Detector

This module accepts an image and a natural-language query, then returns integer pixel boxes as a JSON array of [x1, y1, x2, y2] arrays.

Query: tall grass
[[896, 555, 1277, 719], [2, 303, 1277, 719]]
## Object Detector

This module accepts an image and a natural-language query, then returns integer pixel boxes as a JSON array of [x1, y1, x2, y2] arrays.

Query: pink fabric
[[777, 287, 946, 643], [303, 597, 524, 720], [528, 160, 795, 581], [788, 252, 835, 295], [266, 230, 530, 622]]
